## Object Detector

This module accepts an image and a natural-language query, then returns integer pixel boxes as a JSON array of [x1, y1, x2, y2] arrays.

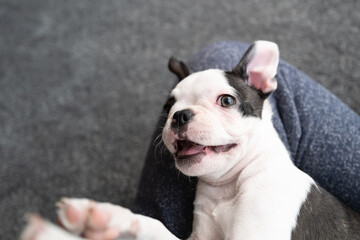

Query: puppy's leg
[[21, 214, 84, 240], [57, 198, 179, 240]]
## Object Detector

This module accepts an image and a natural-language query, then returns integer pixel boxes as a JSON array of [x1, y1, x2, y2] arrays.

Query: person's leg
[[133, 41, 360, 238]]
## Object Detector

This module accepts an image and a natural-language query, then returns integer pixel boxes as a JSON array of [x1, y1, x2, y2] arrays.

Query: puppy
[[21, 41, 360, 240]]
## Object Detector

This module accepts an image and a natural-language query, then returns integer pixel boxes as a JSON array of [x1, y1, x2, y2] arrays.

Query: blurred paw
[[57, 198, 140, 240], [21, 214, 81, 240]]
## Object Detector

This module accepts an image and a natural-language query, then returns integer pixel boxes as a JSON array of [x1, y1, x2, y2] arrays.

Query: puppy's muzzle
[[171, 109, 195, 130]]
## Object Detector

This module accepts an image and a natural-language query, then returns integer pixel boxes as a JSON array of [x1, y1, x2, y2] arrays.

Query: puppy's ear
[[232, 41, 279, 95], [168, 57, 191, 82]]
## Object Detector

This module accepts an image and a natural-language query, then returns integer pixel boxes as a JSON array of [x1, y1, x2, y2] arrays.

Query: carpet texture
[[0, 0, 359, 238]]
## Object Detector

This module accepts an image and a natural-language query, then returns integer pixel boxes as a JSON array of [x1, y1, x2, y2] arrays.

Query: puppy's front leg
[[56, 198, 179, 240], [21, 214, 85, 240]]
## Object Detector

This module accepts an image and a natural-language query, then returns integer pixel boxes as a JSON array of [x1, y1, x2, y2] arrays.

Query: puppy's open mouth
[[174, 139, 237, 159]]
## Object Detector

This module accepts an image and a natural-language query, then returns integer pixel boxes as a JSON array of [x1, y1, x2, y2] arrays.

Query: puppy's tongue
[[175, 140, 237, 158], [176, 141, 206, 157]]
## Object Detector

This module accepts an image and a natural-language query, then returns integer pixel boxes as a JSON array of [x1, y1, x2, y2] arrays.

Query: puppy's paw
[[21, 214, 82, 240], [57, 198, 140, 240], [56, 198, 93, 235]]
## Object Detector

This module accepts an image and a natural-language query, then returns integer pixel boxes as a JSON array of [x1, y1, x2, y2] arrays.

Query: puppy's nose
[[171, 109, 195, 129]]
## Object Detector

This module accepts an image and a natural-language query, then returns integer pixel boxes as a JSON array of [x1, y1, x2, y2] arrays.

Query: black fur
[[292, 184, 360, 240], [164, 96, 176, 114], [168, 57, 191, 81], [225, 72, 269, 118], [231, 42, 256, 81], [225, 43, 273, 118]]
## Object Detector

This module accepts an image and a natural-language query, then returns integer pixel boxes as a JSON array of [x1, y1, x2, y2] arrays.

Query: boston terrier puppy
[[21, 41, 360, 240]]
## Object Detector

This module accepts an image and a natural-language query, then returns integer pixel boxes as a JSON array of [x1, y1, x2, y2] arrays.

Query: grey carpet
[[0, 0, 359, 239]]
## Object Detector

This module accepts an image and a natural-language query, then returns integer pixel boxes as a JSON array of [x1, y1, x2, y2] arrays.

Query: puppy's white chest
[[211, 197, 237, 237], [193, 181, 238, 239]]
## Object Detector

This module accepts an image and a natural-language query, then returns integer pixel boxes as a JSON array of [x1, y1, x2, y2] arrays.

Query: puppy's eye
[[218, 95, 236, 107]]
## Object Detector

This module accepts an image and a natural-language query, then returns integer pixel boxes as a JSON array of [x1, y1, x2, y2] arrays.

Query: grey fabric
[[0, 0, 359, 239]]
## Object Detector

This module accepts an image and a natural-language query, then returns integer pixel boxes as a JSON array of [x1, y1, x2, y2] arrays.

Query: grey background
[[0, 0, 359, 239]]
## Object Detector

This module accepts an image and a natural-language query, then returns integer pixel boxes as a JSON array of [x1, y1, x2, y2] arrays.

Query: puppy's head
[[162, 41, 279, 180]]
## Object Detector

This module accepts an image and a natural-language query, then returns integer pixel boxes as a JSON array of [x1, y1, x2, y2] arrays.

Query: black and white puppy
[[22, 41, 360, 240]]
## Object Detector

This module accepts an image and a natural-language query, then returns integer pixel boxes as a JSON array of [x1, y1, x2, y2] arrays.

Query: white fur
[[21, 215, 83, 240], [162, 69, 260, 178], [189, 119, 314, 239], [161, 70, 314, 239]]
